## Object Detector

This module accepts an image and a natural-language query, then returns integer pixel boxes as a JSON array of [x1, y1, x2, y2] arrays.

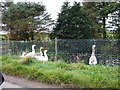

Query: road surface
[[0, 74, 61, 88]]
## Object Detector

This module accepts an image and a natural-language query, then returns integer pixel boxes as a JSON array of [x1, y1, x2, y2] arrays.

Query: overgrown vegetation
[[18, 56, 34, 64], [0, 55, 119, 88]]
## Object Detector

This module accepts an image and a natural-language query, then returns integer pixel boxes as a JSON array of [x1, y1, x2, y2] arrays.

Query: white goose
[[89, 45, 97, 65], [34, 50, 48, 61], [35, 47, 43, 56], [25, 44, 36, 57]]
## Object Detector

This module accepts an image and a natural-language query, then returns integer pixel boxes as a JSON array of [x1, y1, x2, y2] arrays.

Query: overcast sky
[[13, 0, 81, 20]]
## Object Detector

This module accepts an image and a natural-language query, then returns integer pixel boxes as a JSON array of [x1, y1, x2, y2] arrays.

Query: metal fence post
[[55, 37, 57, 61]]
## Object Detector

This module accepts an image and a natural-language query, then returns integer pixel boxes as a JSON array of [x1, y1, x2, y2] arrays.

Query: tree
[[83, 2, 119, 39], [0, 1, 13, 11], [50, 2, 94, 39], [107, 3, 120, 38], [2, 2, 54, 41]]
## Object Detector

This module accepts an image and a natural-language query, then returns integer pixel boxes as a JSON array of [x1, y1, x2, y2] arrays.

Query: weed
[[18, 56, 34, 64]]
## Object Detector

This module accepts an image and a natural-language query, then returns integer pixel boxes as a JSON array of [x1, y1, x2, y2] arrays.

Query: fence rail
[[1, 39, 120, 66]]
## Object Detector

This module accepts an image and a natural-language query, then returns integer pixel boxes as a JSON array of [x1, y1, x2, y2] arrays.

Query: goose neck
[[32, 46, 35, 53], [44, 51, 47, 57], [40, 49, 43, 56], [91, 47, 95, 56]]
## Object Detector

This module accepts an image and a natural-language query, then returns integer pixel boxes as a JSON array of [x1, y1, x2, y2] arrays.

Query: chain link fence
[[1, 39, 120, 66]]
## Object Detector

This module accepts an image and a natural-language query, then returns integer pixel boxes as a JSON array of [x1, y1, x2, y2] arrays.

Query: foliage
[[50, 2, 94, 39], [0, 35, 8, 40], [18, 56, 34, 64], [34, 33, 50, 41], [83, 2, 119, 39], [2, 2, 54, 41], [0, 2, 13, 11], [1, 55, 119, 88], [109, 9, 120, 39]]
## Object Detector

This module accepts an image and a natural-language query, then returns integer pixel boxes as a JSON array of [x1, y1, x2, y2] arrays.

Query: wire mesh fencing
[[1, 39, 120, 66]]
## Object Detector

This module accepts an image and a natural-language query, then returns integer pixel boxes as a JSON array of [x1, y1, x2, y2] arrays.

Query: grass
[[0, 55, 119, 88]]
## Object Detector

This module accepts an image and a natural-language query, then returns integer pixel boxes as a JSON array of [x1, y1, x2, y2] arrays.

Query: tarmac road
[[1, 81, 22, 88], [0, 74, 61, 88]]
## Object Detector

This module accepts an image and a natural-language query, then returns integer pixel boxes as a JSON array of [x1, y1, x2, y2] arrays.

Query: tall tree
[[50, 2, 94, 39], [2, 2, 54, 41], [107, 3, 120, 38], [0, 1, 13, 11], [83, 2, 119, 39]]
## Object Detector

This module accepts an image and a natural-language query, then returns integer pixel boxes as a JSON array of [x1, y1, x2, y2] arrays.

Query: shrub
[[18, 56, 34, 64]]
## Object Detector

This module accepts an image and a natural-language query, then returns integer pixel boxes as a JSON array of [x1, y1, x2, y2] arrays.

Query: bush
[[18, 56, 34, 64]]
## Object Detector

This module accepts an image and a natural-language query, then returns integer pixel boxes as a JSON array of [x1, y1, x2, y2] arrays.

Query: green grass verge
[[0, 55, 119, 88]]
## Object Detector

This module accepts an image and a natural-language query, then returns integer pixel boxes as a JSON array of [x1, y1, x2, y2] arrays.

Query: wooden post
[[55, 37, 57, 61]]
